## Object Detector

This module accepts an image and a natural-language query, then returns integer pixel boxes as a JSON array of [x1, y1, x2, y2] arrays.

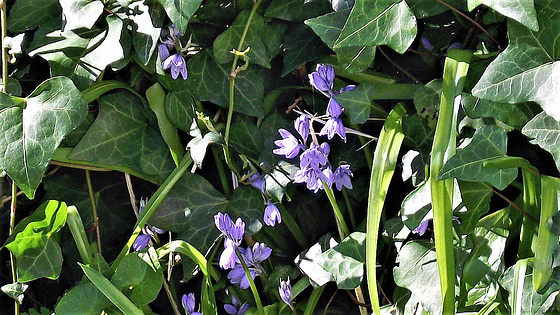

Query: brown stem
[[492, 188, 538, 224]]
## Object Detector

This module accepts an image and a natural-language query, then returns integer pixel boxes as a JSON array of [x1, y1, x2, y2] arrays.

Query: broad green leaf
[[0, 77, 88, 198], [305, 9, 376, 73], [54, 282, 111, 315], [402, 115, 434, 150], [471, 0, 560, 120], [462, 209, 509, 306], [70, 91, 175, 181], [229, 118, 263, 159], [7, 0, 61, 32], [332, 82, 373, 124], [393, 241, 442, 315], [467, 0, 538, 31], [60, 0, 104, 31], [457, 181, 493, 233], [3, 200, 67, 282], [264, 0, 331, 22], [165, 91, 195, 133], [111, 254, 163, 306], [406, 0, 466, 18], [178, 50, 264, 117], [1, 282, 28, 304], [437, 125, 517, 190], [333, 0, 417, 54], [282, 24, 331, 76], [227, 186, 265, 235], [294, 234, 338, 287], [157, 0, 202, 34], [213, 11, 271, 68], [522, 112, 560, 173], [128, 0, 165, 65], [317, 232, 366, 289], [30, 16, 128, 90], [462, 94, 540, 129]]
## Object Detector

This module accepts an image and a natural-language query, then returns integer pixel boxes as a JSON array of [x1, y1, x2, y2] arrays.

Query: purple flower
[[333, 165, 353, 191], [273, 129, 304, 159], [294, 114, 310, 143], [339, 85, 356, 93], [300, 143, 329, 170], [264, 201, 282, 226], [132, 234, 150, 251], [182, 293, 202, 315], [413, 216, 461, 236], [247, 172, 266, 192], [227, 265, 257, 289], [279, 278, 293, 305], [224, 294, 249, 315], [320, 116, 346, 142], [243, 242, 272, 265], [327, 98, 343, 118], [162, 54, 188, 80], [215, 213, 245, 269], [421, 37, 434, 51], [294, 166, 329, 193], [227, 243, 271, 289], [158, 43, 170, 61], [309, 64, 335, 96]]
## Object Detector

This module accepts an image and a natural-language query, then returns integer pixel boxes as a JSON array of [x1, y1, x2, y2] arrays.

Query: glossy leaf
[[472, 0, 560, 120], [333, 82, 374, 124], [227, 186, 265, 235], [60, 0, 104, 31], [128, 0, 165, 65], [0, 77, 88, 198], [294, 234, 338, 287], [467, 0, 538, 31], [7, 0, 61, 32], [55, 282, 111, 314], [522, 112, 560, 173], [264, 0, 331, 22], [229, 118, 263, 159], [70, 91, 175, 181], [437, 125, 517, 190], [333, 0, 417, 54], [457, 181, 493, 233], [282, 24, 331, 77], [406, 0, 465, 18], [165, 91, 195, 133], [317, 232, 366, 289], [157, 0, 202, 34], [1, 282, 28, 304], [462, 94, 540, 129], [3, 200, 67, 282], [111, 253, 163, 306]]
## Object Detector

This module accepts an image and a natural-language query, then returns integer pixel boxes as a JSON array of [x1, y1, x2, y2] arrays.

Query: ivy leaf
[[7, 0, 61, 32], [157, 0, 202, 34], [522, 112, 560, 173], [54, 282, 111, 314], [165, 91, 195, 133], [213, 11, 271, 69], [333, 0, 417, 54], [111, 254, 163, 306], [3, 200, 67, 282], [128, 1, 165, 65], [467, 0, 538, 31], [472, 0, 560, 120], [0, 77, 88, 198], [229, 118, 263, 159], [227, 186, 265, 235], [282, 24, 331, 77], [437, 126, 517, 190], [294, 234, 338, 287], [406, 0, 466, 18], [70, 91, 175, 182], [333, 82, 375, 124], [1, 282, 28, 304], [462, 94, 540, 129], [60, 0, 104, 31], [457, 181, 493, 234], [264, 0, 331, 22], [317, 232, 366, 290]]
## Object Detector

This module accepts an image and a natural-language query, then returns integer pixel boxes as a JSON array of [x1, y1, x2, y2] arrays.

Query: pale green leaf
[[317, 232, 366, 289], [111, 254, 163, 306], [157, 0, 202, 34], [60, 0, 104, 31], [54, 282, 111, 315], [522, 112, 560, 173], [467, 0, 538, 31]]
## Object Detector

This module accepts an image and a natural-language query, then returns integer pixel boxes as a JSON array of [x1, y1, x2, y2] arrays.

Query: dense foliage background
[[1, 0, 560, 314]]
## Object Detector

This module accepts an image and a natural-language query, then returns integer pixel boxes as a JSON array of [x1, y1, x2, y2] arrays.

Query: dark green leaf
[[282, 24, 331, 77], [157, 0, 202, 34], [60, 0, 104, 31], [402, 114, 435, 150], [0, 77, 88, 198], [111, 254, 163, 306], [229, 118, 263, 159], [472, 0, 560, 120], [227, 186, 264, 235], [437, 125, 517, 190], [264, 0, 331, 22], [4, 200, 67, 282], [333, 0, 417, 54], [317, 232, 366, 289], [406, 0, 466, 18], [522, 112, 560, 173], [70, 91, 175, 181], [54, 282, 111, 315], [7, 0, 61, 32], [165, 91, 195, 133], [457, 181, 493, 233], [462, 94, 540, 129], [467, 0, 538, 31], [333, 82, 374, 124]]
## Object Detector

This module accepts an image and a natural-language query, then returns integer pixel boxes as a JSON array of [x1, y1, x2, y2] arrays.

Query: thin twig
[[124, 173, 139, 216], [378, 47, 421, 84], [492, 188, 538, 224], [85, 170, 102, 254], [323, 289, 338, 315]]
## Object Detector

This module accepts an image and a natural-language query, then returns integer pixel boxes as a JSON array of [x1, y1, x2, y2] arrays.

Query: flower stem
[[235, 248, 264, 315], [85, 170, 102, 254], [322, 181, 349, 240]]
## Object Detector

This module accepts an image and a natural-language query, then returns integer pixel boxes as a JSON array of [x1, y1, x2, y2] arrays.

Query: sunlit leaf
[[467, 0, 538, 31], [317, 232, 366, 289], [522, 112, 560, 173], [157, 0, 202, 34], [60, 0, 104, 31]]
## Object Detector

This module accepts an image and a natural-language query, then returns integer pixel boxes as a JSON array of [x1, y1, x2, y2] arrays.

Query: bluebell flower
[[294, 166, 329, 193], [273, 129, 304, 159], [243, 242, 272, 265], [215, 213, 245, 269], [182, 293, 202, 315], [264, 201, 282, 226], [247, 172, 266, 192], [279, 278, 293, 305], [227, 265, 257, 289], [162, 54, 188, 80], [294, 114, 310, 143], [413, 216, 461, 236], [309, 64, 335, 96], [332, 164, 353, 191], [132, 197, 166, 251], [158, 43, 170, 61], [224, 293, 250, 315], [227, 243, 271, 289], [299, 143, 329, 170], [132, 234, 150, 251], [326, 98, 343, 118], [421, 37, 434, 51], [320, 116, 346, 142]]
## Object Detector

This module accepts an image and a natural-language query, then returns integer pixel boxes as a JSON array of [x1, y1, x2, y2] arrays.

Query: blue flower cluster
[[274, 64, 354, 193], [158, 25, 188, 80]]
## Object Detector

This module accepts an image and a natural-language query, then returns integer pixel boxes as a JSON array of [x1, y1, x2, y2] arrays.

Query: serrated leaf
[[129, 1, 165, 65], [333, 82, 374, 124], [472, 0, 560, 120], [522, 112, 560, 173], [467, 0, 538, 31], [437, 125, 517, 190], [7, 0, 61, 32], [111, 254, 163, 306], [157, 0, 202, 35], [3, 200, 67, 282], [333, 0, 417, 54], [213, 11, 271, 68], [70, 91, 175, 181], [282, 24, 331, 77], [0, 77, 87, 198], [462, 94, 540, 129], [317, 232, 366, 289], [229, 119, 263, 159], [60, 0, 104, 31]]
